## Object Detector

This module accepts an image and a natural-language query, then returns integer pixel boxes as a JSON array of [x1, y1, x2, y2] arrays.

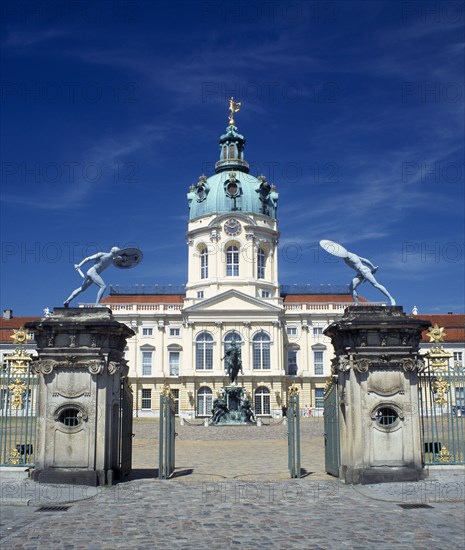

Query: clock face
[[224, 219, 241, 236]]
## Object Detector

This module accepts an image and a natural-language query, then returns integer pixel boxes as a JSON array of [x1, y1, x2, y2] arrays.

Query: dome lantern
[[215, 98, 250, 174]]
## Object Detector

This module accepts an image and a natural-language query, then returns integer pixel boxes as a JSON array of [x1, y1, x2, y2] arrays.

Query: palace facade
[[100, 113, 371, 418], [4, 114, 463, 419]]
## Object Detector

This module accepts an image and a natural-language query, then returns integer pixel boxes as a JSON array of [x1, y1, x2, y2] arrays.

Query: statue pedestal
[[324, 306, 430, 484], [26, 308, 134, 486], [210, 386, 256, 425]]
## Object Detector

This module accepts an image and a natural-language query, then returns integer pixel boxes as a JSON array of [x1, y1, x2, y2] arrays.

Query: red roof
[[412, 314, 465, 343], [0, 316, 40, 343]]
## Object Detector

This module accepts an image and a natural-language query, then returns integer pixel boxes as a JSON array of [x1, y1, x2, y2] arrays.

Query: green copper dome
[[187, 124, 279, 221]]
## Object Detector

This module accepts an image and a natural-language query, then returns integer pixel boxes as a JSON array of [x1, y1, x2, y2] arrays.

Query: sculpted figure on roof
[[320, 240, 396, 306]]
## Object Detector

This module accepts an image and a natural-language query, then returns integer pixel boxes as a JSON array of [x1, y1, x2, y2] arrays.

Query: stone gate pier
[[324, 306, 430, 484], [26, 307, 134, 486]]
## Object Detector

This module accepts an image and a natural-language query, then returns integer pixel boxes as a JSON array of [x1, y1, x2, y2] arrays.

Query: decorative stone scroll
[[399, 357, 425, 372], [353, 358, 371, 373], [87, 361, 104, 375]]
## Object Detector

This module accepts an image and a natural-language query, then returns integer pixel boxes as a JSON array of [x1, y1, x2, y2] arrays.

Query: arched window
[[197, 386, 213, 416], [254, 386, 271, 415], [200, 246, 208, 279], [196, 332, 213, 370], [226, 245, 239, 276], [223, 331, 242, 362], [257, 247, 266, 279], [253, 332, 270, 370]]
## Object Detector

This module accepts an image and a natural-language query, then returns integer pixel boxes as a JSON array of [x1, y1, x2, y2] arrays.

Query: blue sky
[[1, 0, 464, 316]]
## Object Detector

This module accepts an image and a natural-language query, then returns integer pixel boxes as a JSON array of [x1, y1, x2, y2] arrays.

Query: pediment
[[183, 290, 282, 314]]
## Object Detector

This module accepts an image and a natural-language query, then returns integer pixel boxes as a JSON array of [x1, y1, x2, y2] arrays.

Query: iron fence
[[0, 360, 38, 466], [419, 351, 465, 465]]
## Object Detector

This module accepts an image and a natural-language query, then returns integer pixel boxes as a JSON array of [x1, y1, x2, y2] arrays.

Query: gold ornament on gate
[[161, 384, 173, 399], [427, 324, 446, 343], [288, 384, 299, 397], [433, 374, 450, 405], [426, 325, 453, 371], [8, 379, 27, 409]]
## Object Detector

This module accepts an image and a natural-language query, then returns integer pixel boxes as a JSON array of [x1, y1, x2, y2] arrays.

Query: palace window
[[287, 326, 297, 336], [196, 332, 213, 370], [197, 386, 213, 416], [169, 327, 181, 337], [255, 386, 271, 415], [142, 351, 153, 376], [253, 332, 270, 370], [197, 290, 204, 298], [287, 350, 298, 376], [314, 351, 324, 375], [257, 248, 266, 279], [315, 388, 324, 409], [141, 389, 152, 409], [226, 245, 239, 276], [454, 352, 463, 368], [313, 327, 323, 336], [455, 387, 464, 406], [169, 351, 180, 376], [200, 246, 208, 279], [142, 327, 153, 337]]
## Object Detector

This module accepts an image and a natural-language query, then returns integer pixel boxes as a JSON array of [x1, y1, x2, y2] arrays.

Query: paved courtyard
[[1, 418, 464, 549]]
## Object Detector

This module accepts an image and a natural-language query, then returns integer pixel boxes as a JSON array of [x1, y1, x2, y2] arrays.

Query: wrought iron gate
[[324, 379, 340, 476], [0, 331, 38, 466], [419, 331, 465, 465], [159, 386, 176, 479], [288, 386, 301, 478]]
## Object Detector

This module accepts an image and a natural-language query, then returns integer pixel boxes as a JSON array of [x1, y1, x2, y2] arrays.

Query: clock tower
[[185, 103, 280, 306]]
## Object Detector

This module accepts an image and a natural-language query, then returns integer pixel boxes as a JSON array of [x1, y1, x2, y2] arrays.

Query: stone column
[[324, 306, 430, 484], [26, 307, 134, 486]]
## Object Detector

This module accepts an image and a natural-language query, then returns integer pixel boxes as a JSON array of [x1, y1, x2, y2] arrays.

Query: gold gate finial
[[289, 384, 299, 397], [427, 324, 446, 343]]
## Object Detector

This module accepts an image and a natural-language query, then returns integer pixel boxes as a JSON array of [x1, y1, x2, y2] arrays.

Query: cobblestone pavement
[[1, 419, 464, 549], [132, 418, 328, 481]]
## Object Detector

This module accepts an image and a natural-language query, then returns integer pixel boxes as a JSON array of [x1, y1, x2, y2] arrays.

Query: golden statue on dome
[[228, 97, 241, 125]]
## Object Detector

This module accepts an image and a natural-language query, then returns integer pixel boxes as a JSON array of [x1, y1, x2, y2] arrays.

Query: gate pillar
[[324, 306, 430, 484], [26, 307, 134, 486], [159, 385, 176, 479]]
